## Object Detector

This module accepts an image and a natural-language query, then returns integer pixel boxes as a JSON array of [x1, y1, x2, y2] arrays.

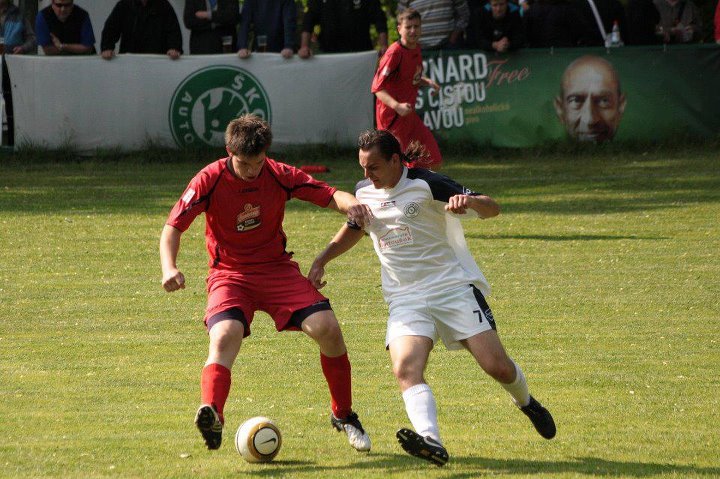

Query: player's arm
[[445, 194, 500, 218], [159, 224, 186, 292], [420, 76, 441, 93], [327, 190, 374, 228], [375, 89, 414, 117], [308, 224, 366, 289]]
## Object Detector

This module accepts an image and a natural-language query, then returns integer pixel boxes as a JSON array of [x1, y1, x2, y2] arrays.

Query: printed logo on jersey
[[380, 201, 396, 208], [403, 202, 420, 218], [236, 203, 261, 232], [170, 66, 272, 148], [412, 65, 422, 86], [378, 226, 413, 250]]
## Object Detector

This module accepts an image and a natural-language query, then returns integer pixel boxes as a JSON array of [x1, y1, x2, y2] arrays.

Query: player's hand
[[167, 49, 181, 60], [281, 48, 293, 59], [396, 102, 414, 117], [307, 261, 327, 290], [347, 204, 373, 228], [162, 269, 186, 292], [445, 194, 473, 214], [238, 48, 250, 59]]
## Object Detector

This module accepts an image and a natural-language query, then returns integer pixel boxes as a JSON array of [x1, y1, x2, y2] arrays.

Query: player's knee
[[485, 358, 515, 383], [304, 313, 342, 342], [392, 361, 423, 385]]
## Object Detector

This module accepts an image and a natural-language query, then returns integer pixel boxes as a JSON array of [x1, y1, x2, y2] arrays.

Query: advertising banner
[[417, 45, 720, 146], [7, 52, 378, 151]]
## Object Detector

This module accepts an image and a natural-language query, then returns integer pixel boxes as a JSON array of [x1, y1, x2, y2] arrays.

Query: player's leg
[[300, 309, 371, 452], [196, 313, 247, 450], [389, 335, 449, 466]]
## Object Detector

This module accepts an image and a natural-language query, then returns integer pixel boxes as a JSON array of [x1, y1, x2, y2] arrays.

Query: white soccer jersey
[[356, 167, 491, 303]]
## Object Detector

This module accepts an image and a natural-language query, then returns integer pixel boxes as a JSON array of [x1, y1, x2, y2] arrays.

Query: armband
[[346, 220, 361, 230]]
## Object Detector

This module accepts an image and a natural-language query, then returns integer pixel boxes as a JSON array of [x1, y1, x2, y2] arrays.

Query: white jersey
[[356, 167, 490, 303]]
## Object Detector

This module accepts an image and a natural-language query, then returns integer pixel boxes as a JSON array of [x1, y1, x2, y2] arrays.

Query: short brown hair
[[397, 8, 422, 26], [225, 114, 272, 156]]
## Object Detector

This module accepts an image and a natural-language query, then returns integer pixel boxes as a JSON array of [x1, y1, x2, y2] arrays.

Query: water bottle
[[609, 20, 623, 47]]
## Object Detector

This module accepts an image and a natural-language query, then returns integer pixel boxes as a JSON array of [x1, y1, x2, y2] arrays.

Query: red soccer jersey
[[166, 157, 336, 270], [372, 41, 423, 129]]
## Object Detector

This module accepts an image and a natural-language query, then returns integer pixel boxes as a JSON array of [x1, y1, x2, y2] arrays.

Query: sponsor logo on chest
[[236, 203, 261, 232], [378, 226, 414, 251]]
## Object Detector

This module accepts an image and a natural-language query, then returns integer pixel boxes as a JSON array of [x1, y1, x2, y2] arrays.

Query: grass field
[[0, 145, 718, 478]]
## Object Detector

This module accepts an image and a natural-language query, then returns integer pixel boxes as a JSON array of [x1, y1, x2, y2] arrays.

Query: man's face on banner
[[555, 56, 626, 142]]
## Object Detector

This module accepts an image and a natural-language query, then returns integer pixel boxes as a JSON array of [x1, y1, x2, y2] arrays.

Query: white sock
[[501, 360, 531, 407], [402, 383, 442, 443]]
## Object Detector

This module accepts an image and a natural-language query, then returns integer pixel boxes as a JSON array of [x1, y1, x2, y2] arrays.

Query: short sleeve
[[371, 47, 402, 93]]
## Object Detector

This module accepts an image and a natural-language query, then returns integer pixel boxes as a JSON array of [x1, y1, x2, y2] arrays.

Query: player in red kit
[[160, 115, 373, 452], [372, 8, 442, 170]]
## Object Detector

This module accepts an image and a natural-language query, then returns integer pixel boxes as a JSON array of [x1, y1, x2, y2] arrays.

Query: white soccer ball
[[235, 416, 282, 463]]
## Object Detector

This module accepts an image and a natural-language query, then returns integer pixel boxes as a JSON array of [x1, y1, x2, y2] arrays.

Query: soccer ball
[[235, 416, 282, 463]]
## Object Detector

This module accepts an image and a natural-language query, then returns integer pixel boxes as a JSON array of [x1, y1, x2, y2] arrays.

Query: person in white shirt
[[309, 129, 556, 466]]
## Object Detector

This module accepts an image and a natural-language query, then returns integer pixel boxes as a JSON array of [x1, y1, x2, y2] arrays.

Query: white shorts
[[385, 284, 497, 351]]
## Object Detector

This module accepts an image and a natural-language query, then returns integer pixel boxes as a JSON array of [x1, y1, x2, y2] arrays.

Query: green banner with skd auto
[[417, 45, 720, 146]]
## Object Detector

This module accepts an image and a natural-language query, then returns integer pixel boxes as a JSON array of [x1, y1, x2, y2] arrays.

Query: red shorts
[[383, 112, 442, 170], [205, 260, 328, 336]]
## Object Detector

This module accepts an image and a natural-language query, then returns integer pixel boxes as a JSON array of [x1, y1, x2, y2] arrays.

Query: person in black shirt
[[472, 0, 524, 52], [298, 0, 388, 58], [101, 0, 182, 60]]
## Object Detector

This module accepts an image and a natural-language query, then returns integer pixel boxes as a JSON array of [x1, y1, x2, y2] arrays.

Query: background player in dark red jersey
[[159, 115, 373, 452], [372, 8, 443, 170]]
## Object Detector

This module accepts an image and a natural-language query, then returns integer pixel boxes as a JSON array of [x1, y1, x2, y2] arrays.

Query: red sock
[[320, 352, 352, 419], [201, 363, 231, 423]]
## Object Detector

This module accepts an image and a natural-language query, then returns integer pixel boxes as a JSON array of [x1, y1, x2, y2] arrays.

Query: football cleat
[[520, 396, 556, 439], [331, 411, 371, 451], [195, 404, 223, 450], [396, 428, 449, 467]]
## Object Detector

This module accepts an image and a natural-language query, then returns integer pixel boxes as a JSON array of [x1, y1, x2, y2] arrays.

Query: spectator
[[35, 0, 96, 55], [0, 0, 36, 54], [574, 0, 628, 46], [183, 0, 239, 54], [471, 0, 524, 52], [1, 0, 36, 147], [653, 0, 702, 43], [524, 0, 582, 48], [101, 0, 183, 60], [625, 0, 661, 45], [237, 0, 295, 59], [715, 0, 720, 43], [372, 8, 442, 170], [397, 0, 470, 50], [299, 0, 388, 57]]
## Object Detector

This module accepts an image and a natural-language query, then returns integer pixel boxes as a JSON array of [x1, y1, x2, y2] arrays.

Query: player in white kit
[[309, 130, 556, 466]]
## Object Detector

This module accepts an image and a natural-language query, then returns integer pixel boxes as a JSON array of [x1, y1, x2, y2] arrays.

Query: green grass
[[0, 145, 718, 478]]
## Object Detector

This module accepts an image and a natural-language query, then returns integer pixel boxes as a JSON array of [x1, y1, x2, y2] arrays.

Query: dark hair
[[397, 8, 422, 25], [357, 129, 429, 165], [225, 114, 272, 156]]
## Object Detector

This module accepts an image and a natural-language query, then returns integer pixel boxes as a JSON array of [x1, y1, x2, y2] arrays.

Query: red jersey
[[166, 157, 336, 270], [372, 41, 423, 129]]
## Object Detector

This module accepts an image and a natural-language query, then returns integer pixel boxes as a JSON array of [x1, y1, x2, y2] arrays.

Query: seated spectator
[[101, 0, 183, 60], [524, 0, 582, 47], [36, 0, 96, 55], [299, 0, 388, 57], [653, 0, 702, 43], [626, 0, 660, 45], [183, 0, 239, 54], [238, 0, 295, 59], [574, 0, 627, 46], [397, 0, 470, 50], [471, 0, 524, 52], [0, 0, 36, 54]]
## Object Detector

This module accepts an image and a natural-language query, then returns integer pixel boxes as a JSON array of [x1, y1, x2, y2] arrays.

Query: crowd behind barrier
[[1, 0, 719, 147]]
